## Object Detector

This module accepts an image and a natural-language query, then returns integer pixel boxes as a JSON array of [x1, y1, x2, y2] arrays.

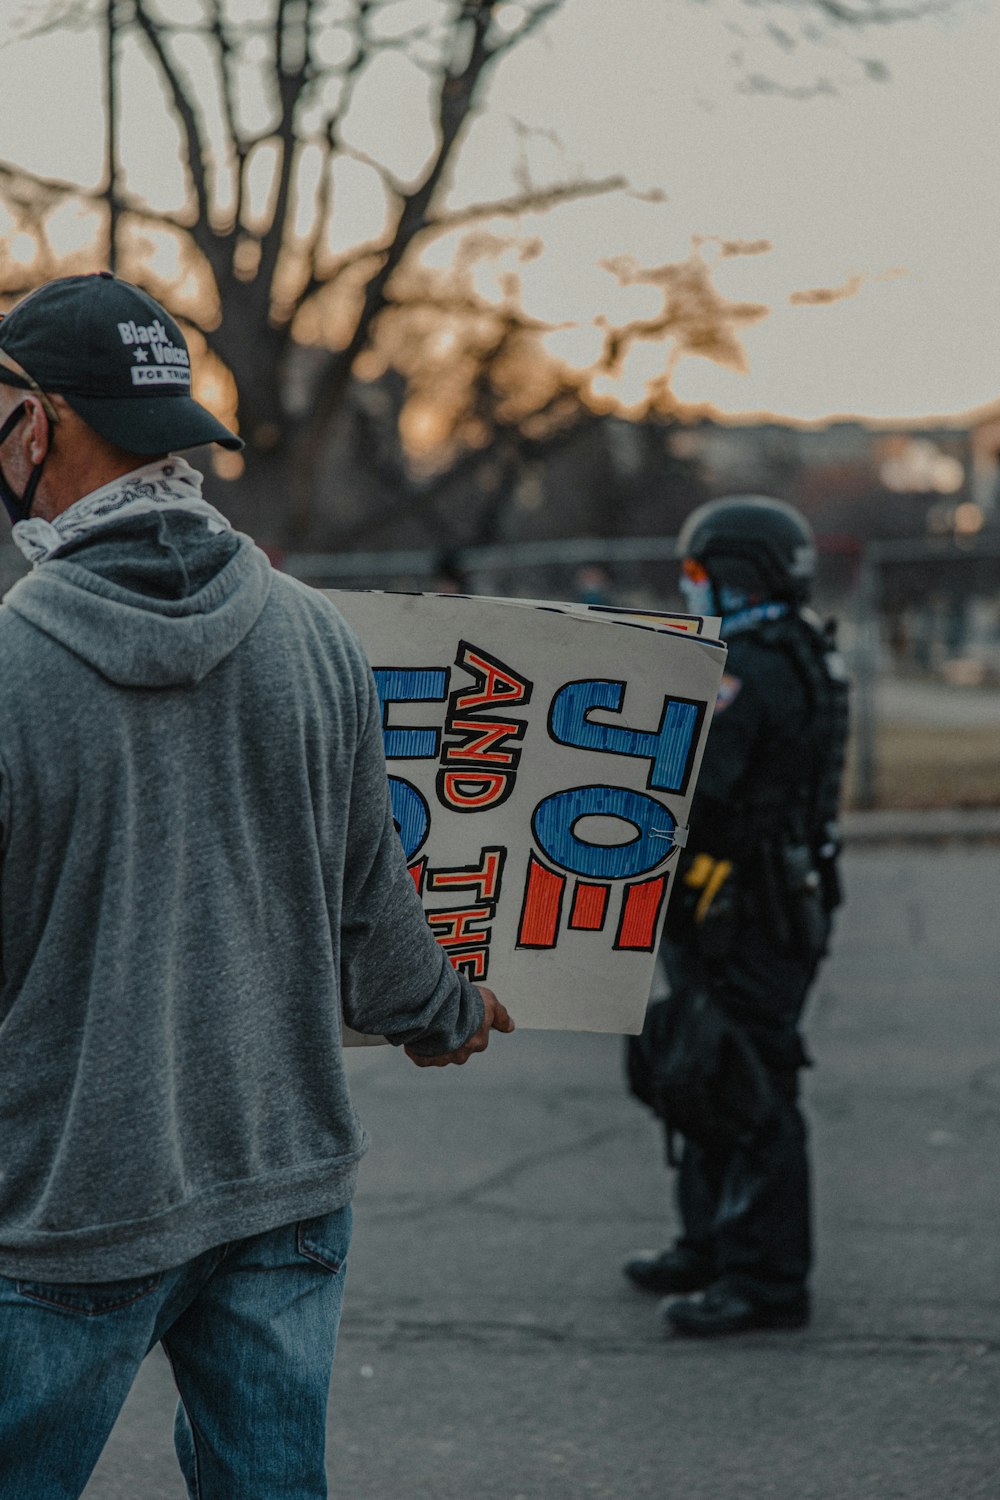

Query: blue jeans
[[0, 1205, 352, 1500]]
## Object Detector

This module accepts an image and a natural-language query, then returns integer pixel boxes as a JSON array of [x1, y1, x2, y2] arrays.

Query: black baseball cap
[[0, 272, 242, 453]]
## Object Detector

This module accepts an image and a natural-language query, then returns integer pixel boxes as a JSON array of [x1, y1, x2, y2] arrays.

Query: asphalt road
[[83, 843, 1000, 1499]]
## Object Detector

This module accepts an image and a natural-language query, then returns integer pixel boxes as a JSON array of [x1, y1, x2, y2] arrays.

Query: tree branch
[[2, 0, 98, 42], [207, 0, 248, 230], [297, 172, 621, 305], [383, 287, 557, 334], [131, 0, 233, 292], [489, 0, 562, 55], [297, 0, 381, 296], [0, 159, 84, 207], [429, 173, 626, 232], [336, 142, 408, 200], [804, 0, 950, 22], [253, 0, 313, 317], [132, 0, 209, 228]]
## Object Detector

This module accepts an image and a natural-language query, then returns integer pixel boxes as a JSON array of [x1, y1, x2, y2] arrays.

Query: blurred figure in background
[[430, 548, 469, 594], [626, 496, 849, 1336], [573, 563, 612, 607]]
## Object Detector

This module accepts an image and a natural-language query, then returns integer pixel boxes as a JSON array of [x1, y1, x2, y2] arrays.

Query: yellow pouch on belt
[[682, 854, 734, 925]]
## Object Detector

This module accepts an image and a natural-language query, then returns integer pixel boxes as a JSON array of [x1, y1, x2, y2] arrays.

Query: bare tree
[[0, 0, 962, 547], [1, 0, 629, 541]]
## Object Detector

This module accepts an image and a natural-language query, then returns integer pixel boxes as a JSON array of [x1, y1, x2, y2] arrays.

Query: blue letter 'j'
[[548, 680, 702, 794]]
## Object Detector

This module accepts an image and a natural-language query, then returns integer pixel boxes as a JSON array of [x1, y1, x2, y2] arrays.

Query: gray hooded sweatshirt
[[0, 512, 482, 1281]]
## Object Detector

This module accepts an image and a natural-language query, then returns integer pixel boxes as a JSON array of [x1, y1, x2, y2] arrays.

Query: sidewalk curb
[[842, 807, 1000, 843]]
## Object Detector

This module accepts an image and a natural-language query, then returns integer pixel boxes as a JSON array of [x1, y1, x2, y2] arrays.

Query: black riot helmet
[[677, 494, 817, 604]]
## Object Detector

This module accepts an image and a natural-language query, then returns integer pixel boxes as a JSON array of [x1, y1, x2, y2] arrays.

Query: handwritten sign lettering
[[330, 592, 726, 1035]]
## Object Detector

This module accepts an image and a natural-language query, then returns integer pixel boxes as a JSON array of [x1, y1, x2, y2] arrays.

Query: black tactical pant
[[661, 924, 816, 1304]]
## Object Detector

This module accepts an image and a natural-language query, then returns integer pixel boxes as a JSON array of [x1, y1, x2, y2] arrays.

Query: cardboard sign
[[329, 592, 727, 1036]]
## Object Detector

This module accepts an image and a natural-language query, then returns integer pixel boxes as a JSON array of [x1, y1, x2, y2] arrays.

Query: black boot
[[662, 1279, 810, 1336], [623, 1246, 714, 1295]]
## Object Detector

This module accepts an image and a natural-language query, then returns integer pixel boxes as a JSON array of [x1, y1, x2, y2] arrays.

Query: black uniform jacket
[[663, 620, 821, 1068]]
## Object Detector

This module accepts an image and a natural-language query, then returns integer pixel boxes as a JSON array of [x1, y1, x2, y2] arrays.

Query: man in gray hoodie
[[0, 273, 513, 1499]]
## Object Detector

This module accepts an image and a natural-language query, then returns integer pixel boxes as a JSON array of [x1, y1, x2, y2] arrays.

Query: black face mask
[[0, 402, 46, 524]]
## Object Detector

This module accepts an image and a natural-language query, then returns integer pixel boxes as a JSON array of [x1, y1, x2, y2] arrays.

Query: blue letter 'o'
[[532, 785, 674, 880]]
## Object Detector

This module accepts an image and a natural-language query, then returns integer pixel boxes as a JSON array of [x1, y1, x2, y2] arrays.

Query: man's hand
[[404, 985, 515, 1068]]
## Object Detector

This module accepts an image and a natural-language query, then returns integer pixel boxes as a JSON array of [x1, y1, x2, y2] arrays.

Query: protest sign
[[329, 592, 727, 1036]]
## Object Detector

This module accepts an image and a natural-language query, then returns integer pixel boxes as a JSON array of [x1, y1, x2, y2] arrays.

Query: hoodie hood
[[4, 513, 273, 687]]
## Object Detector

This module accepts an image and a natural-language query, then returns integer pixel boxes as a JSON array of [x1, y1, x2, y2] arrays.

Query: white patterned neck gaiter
[[11, 455, 231, 566]]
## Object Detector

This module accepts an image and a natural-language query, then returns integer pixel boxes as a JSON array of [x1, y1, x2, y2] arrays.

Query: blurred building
[[674, 415, 978, 541]]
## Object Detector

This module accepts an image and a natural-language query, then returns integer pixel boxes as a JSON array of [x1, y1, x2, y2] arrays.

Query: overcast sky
[[1, 0, 997, 424]]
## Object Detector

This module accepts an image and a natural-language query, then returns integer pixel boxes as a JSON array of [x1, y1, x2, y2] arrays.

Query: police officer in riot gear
[[625, 495, 849, 1336]]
